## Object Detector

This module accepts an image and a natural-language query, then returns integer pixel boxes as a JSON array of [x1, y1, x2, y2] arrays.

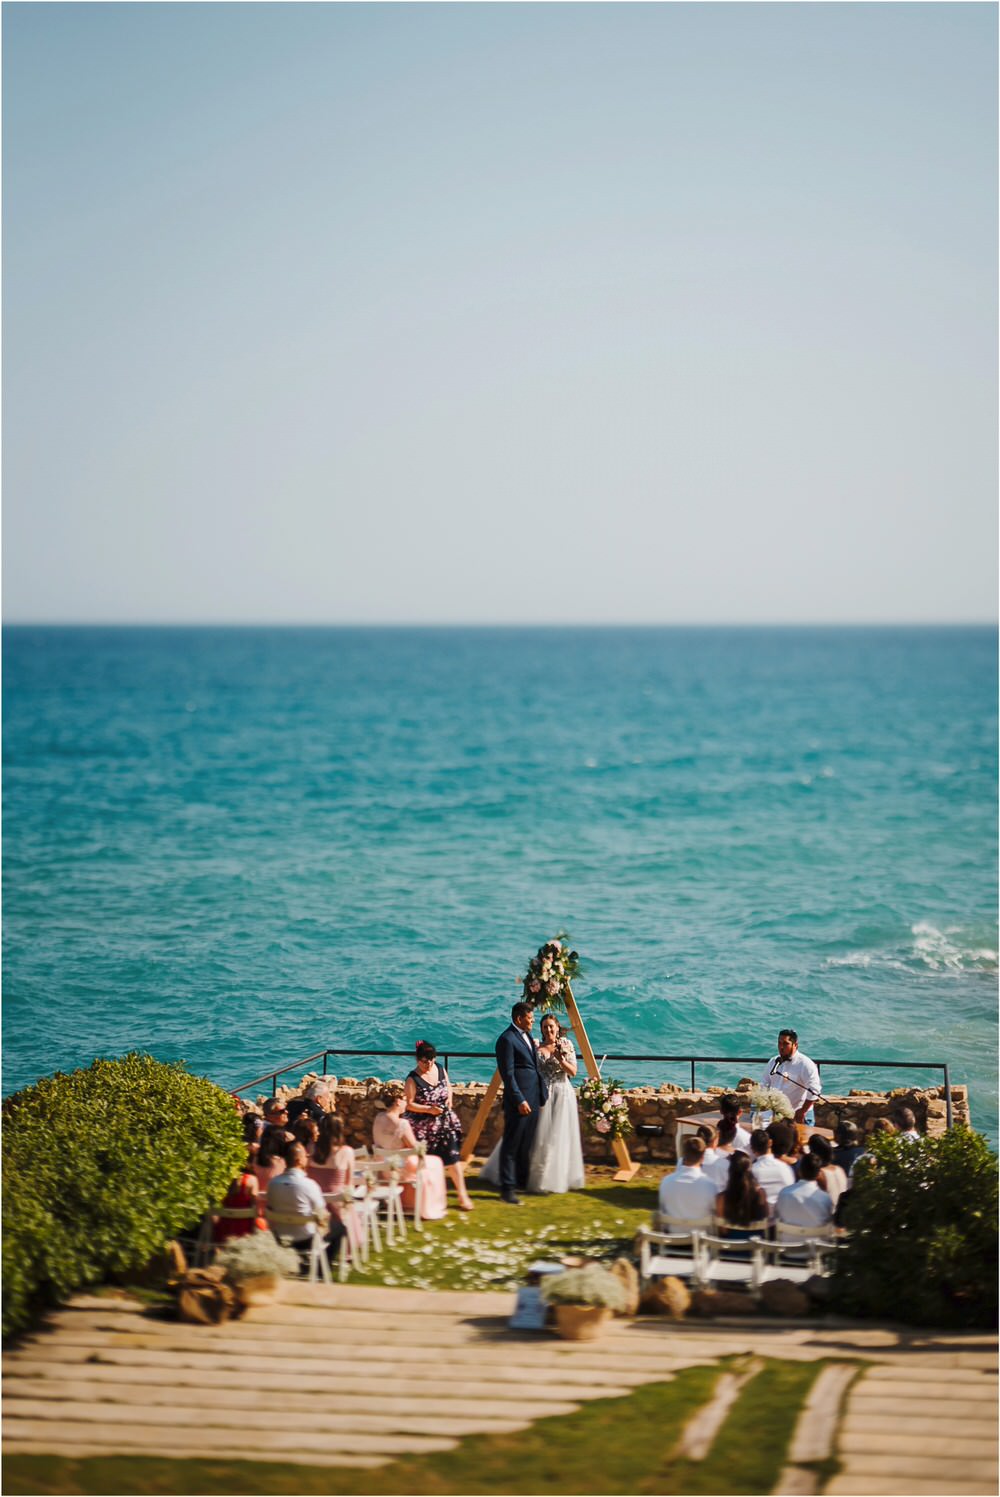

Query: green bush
[[832, 1126, 998, 1328], [3, 1053, 246, 1339]]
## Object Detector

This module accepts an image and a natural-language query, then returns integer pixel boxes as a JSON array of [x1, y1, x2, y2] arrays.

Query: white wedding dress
[[479, 1041, 585, 1193]]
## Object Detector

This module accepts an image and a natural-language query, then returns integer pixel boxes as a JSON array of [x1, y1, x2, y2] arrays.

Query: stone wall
[[250, 1073, 970, 1164]]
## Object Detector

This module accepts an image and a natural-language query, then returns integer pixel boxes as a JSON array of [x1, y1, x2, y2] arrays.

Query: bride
[[480, 1013, 585, 1193]]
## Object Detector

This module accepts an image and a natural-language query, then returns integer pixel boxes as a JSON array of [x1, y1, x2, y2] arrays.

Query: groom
[[495, 1001, 549, 1205]]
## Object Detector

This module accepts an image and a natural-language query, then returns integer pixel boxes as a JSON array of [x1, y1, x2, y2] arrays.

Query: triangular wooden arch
[[460, 980, 639, 1181]]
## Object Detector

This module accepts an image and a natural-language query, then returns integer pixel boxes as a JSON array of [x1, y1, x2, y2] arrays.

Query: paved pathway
[[3, 1285, 996, 1493]]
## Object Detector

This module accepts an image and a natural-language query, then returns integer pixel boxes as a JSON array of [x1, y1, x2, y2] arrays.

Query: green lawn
[[353, 1171, 659, 1292], [3, 1358, 834, 1496]]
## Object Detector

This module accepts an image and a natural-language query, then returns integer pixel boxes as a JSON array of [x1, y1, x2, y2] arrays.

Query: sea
[[4, 625, 997, 1143]]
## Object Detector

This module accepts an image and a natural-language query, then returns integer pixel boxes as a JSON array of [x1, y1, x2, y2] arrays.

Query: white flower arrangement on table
[[578, 1076, 632, 1140], [520, 936, 580, 1011], [749, 1085, 794, 1123]]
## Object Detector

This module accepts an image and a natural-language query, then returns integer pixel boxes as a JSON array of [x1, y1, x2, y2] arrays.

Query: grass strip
[[663, 1357, 829, 1496], [2, 1363, 723, 1496]]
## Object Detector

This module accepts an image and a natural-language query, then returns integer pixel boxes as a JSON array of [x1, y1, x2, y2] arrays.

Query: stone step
[[833, 1454, 998, 1483], [2, 1392, 524, 1442], [839, 1430, 998, 1460], [2, 1440, 390, 1471], [3, 1416, 454, 1461], [6, 1341, 675, 1392], [826, 1479, 996, 1497], [3, 1360, 587, 1410], [844, 1412, 998, 1440]]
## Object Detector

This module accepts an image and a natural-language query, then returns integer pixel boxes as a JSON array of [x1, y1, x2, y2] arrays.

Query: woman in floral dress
[[403, 1041, 474, 1210]]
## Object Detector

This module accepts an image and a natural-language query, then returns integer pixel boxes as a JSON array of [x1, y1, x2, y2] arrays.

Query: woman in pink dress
[[251, 1128, 288, 1192], [373, 1085, 448, 1221], [307, 1115, 362, 1256]]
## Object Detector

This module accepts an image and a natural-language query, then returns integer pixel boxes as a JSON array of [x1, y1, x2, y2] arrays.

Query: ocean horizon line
[[4, 619, 998, 632]]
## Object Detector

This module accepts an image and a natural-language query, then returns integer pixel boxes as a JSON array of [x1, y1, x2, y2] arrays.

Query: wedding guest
[[806, 1134, 848, 1207], [267, 1143, 345, 1270], [212, 1162, 266, 1243], [287, 1083, 332, 1128], [704, 1119, 742, 1189], [261, 1098, 295, 1143], [715, 1151, 768, 1238], [658, 1136, 718, 1228], [696, 1124, 720, 1167], [768, 1119, 799, 1168], [404, 1041, 474, 1211], [719, 1094, 752, 1152], [292, 1116, 320, 1159], [894, 1107, 921, 1142], [252, 1127, 290, 1191], [849, 1117, 897, 1181], [774, 1152, 834, 1230], [749, 1127, 794, 1216], [242, 1109, 264, 1156], [372, 1084, 448, 1220], [832, 1120, 866, 1175], [308, 1114, 355, 1192]]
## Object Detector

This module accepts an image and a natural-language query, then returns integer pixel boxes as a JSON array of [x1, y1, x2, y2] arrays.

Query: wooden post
[[564, 982, 638, 1181], [461, 983, 639, 1182], [460, 1070, 500, 1162]]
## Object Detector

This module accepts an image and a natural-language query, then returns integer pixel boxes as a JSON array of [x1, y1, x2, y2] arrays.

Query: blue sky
[[4, 3, 996, 623]]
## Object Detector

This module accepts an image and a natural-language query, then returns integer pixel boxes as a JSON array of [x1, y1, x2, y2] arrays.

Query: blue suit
[[496, 1022, 549, 1194]]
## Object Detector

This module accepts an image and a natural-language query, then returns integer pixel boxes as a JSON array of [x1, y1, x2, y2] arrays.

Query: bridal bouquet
[[521, 936, 580, 1011], [749, 1085, 794, 1123], [579, 1076, 632, 1140]]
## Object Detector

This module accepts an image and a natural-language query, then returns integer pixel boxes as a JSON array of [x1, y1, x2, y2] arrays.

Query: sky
[[3, 2, 997, 625]]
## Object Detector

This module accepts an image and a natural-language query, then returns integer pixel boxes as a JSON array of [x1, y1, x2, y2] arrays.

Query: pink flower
[[547, 979, 559, 996], [609, 1093, 623, 1107], [595, 1118, 611, 1133]]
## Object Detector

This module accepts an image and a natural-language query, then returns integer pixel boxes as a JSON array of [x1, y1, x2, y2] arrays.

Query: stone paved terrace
[[3, 1285, 996, 1494]]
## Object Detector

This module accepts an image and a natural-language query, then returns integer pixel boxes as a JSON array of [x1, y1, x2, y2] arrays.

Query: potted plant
[[214, 1231, 300, 1307], [540, 1262, 628, 1340]]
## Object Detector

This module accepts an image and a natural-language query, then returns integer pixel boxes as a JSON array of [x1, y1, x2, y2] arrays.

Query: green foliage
[[832, 1126, 998, 1328], [3, 1053, 245, 1339]]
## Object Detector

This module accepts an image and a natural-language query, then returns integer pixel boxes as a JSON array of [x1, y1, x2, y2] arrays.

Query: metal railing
[[231, 1047, 955, 1128]]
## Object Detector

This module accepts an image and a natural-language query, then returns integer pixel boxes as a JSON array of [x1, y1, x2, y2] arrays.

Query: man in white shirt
[[761, 1029, 822, 1124], [774, 1153, 834, 1229], [704, 1120, 743, 1190], [749, 1127, 794, 1214], [659, 1137, 719, 1228], [267, 1143, 344, 1267]]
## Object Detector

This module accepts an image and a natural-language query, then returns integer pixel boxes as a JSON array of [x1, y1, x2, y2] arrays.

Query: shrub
[[214, 1232, 300, 1284], [3, 1052, 246, 1338], [831, 1126, 998, 1328]]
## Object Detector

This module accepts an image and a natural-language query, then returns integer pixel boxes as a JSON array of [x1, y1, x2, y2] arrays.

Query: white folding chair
[[637, 1224, 711, 1289], [194, 1205, 258, 1266], [350, 1172, 383, 1261], [753, 1223, 839, 1288], [264, 1208, 337, 1286], [367, 1155, 407, 1245]]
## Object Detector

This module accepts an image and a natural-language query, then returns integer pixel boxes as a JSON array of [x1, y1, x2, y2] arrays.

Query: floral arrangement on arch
[[578, 1075, 632, 1140], [521, 936, 580, 1011]]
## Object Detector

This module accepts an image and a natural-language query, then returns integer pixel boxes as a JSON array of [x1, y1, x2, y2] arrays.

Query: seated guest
[[261, 1098, 295, 1142], [372, 1084, 448, 1220], [266, 1142, 345, 1270], [252, 1127, 290, 1190], [241, 1109, 264, 1158], [291, 1116, 320, 1159], [308, 1115, 355, 1192], [749, 1127, 794, 1215], [719, 1094, 752, 1152], [832, 1120, 866, 1175], [849, 1117, 897, 1181], [373, 1085, 419, 1152], [806, 1134, 847, 1207], [659, 1137, 718, 1229], [287, 1083, 332, 1128], [213, 1162, 266, 1242], [767, 1118, 799, 1168], [774, 1152, 834, 1230], [705, 1119, 742, 1189], [894, 1107, 920, 1142], [696, 1123, 720, 1167], [715, 1152, 768, 1239]]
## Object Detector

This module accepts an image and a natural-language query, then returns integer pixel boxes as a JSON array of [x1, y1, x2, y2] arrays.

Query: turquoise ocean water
[[4, 626, 997, 1141]]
